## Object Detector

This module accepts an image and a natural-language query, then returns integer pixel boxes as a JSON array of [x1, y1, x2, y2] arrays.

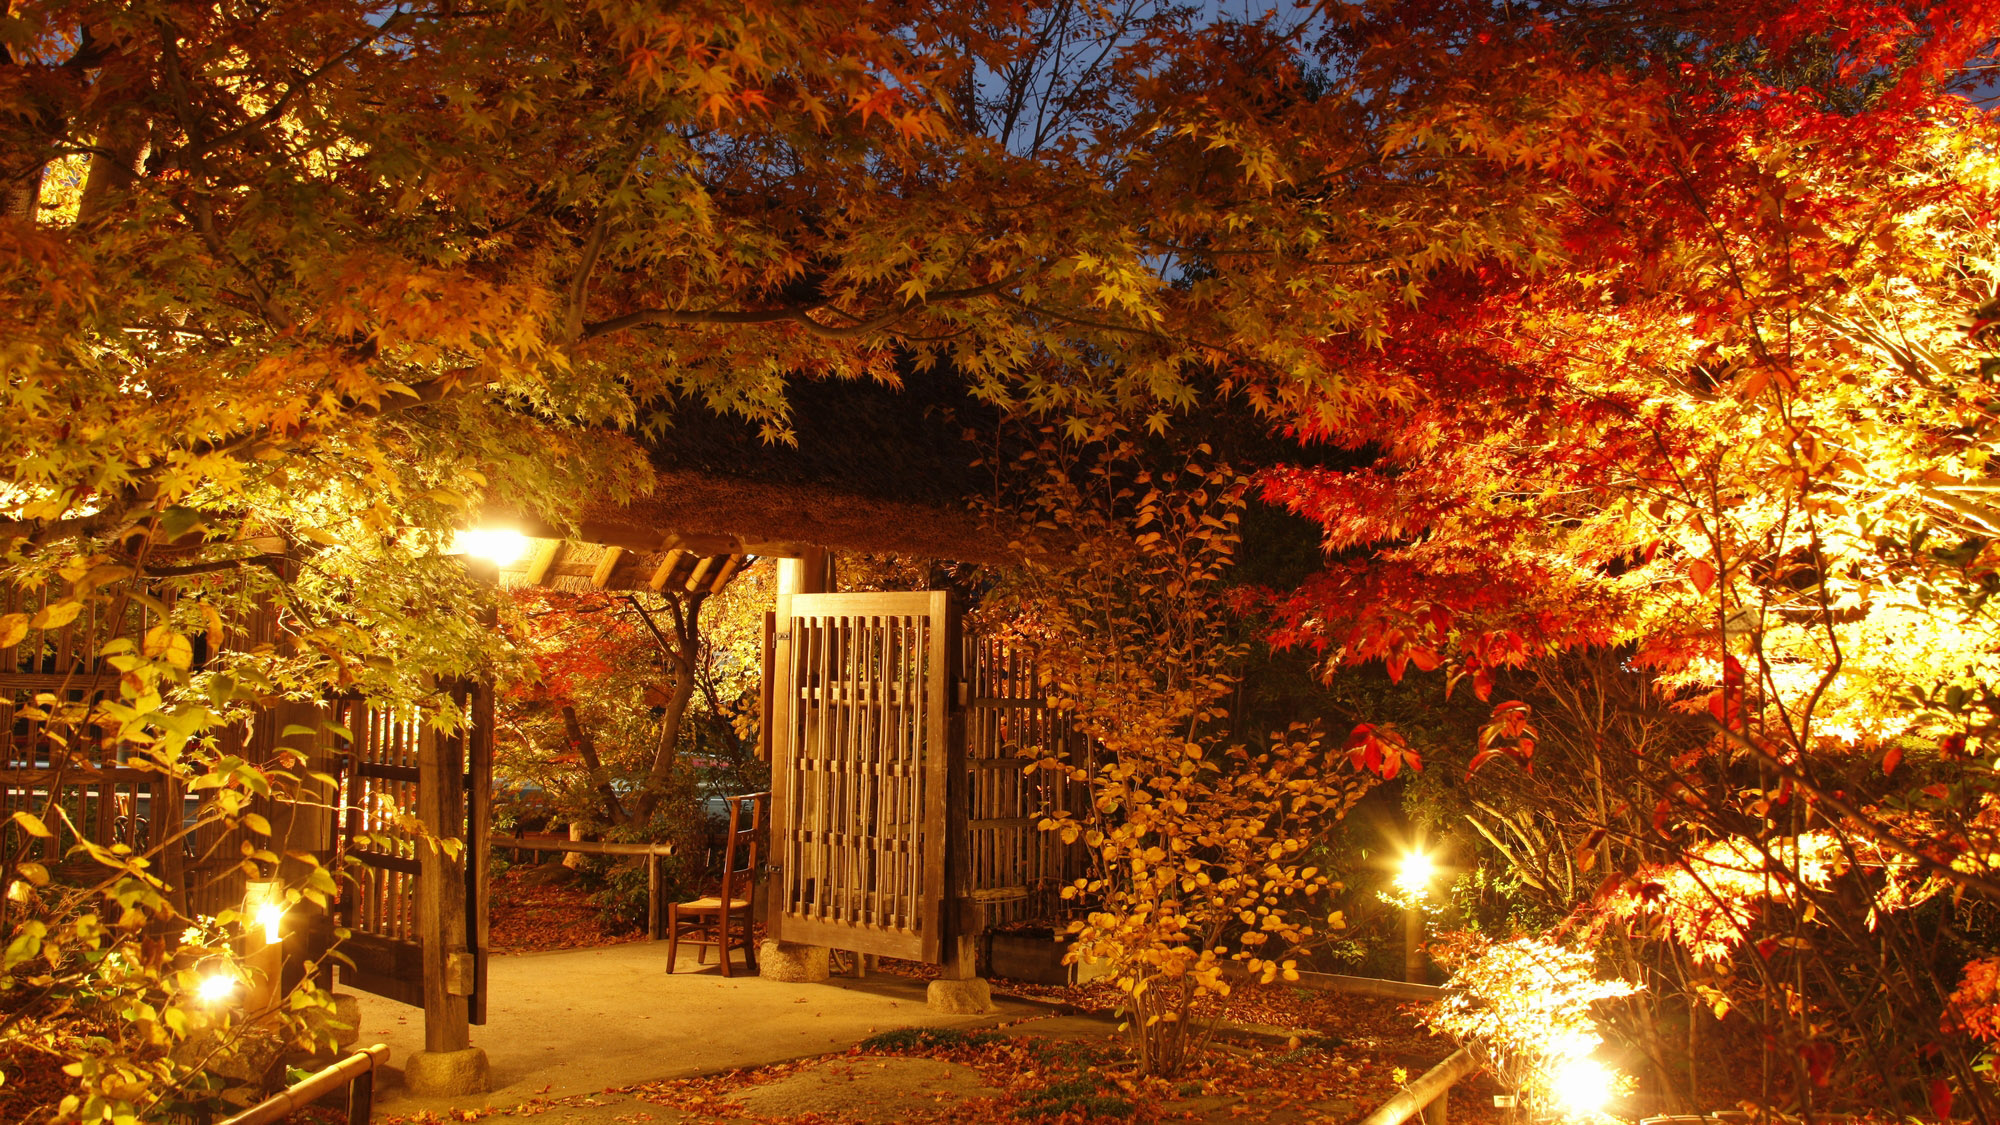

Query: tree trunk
[[3, 164, 43, 220], [561, 704, 626, 823], [627, 655, 695, 824], [623, 592, 704, 825], [76, 115, 149, 227]]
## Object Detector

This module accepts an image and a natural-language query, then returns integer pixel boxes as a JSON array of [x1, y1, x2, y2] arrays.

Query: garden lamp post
[[241, 878, 286, 1014], [1395, 848, 1432, 984]]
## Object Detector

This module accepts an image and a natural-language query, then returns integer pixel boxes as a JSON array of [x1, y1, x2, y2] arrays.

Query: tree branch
[[579, 274, 1024, 341], [561, 703, 626, 823], [563, 109, 671, 343], [0, 373, 463, 549], [1699, 713, 2000, 901]]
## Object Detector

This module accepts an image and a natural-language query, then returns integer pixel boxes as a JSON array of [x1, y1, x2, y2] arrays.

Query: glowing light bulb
[[1394, 850, 1436, 898], [1551, 1056, 1615, 1117], [196, 972, 238, 1005], [256, 901, 283, 945], [451, 528, 530, 566]]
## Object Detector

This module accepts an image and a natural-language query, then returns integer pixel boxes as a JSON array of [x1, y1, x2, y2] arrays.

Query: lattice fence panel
[[335, 700, 425, 950], [963, 637, 1091, 930], [0, 581, 276, 918]]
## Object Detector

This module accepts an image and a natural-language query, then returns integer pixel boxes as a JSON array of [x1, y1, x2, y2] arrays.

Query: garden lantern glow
[[451, 527, 530, 566], [243, 880, 284, 946], [256, 901, 283, 945], [1550, 1056, 1615, 1118], [1394, 849, 1436, 899], [195, 970, 238, 1006]]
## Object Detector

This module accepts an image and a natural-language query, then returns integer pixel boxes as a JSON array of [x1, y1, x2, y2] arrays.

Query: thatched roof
[[508, 367, 1027, 568], [495, 367, 1345, 577]]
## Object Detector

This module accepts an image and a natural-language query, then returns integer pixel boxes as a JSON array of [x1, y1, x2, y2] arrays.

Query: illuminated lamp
[[450, 528, 530, 567]]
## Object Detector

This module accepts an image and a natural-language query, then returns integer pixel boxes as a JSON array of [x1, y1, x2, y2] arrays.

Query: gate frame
[[768, 589, 953, 964]]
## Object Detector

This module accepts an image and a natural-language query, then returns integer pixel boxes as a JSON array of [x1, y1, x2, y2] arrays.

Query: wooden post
[[768, 551, 830, 951], [776, 550, 830, 600], [266, 547, 335, 990], [466, 673, 493, 1026], [417, 701, 470, 1055], [270, 696, 332, 994], [346, 1063, 375, 1125], [647, 853, 662, 941], [944, 599, 977, 981], [1404, 906, 1425, 985], [925, 591, 992, 1011]]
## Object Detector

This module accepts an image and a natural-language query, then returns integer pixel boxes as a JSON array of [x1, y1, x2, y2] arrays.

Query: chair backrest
[[715, 792, 768, 904]]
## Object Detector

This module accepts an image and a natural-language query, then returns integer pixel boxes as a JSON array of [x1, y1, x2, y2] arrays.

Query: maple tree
[[491, 572, 768, 927], [979, 423, 1381, 1077], [5, 0, 2000, 1116], [499, 572, 767, 834], [1240, 2, 2000, 1118]]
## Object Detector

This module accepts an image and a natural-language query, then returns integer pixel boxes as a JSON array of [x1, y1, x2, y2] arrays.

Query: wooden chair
[[666, 791, 768, 977]]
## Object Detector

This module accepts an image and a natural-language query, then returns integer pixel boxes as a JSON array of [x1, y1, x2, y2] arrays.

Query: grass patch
[[1014, 1076, 1135, 1120], [858, 1027, 1001, 1052]]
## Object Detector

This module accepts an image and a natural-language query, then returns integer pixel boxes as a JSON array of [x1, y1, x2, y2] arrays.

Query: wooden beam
[[590, 546, 625, 589], [683, 555, 718, 593], [660, 531, 742, 556], [648, 549, 687, 592], [707, 555, 745, 593], [571, 522, 672, 552], [524, 540, 562, 586]]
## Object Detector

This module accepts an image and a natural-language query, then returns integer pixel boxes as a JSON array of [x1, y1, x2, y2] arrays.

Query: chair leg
[[666, 905, 679, 974], [743, 913, 758, 974], [717, 904, 733, 978]]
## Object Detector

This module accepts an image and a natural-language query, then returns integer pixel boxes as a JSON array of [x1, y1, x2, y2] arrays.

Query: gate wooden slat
[[772, 592, 948, 962]]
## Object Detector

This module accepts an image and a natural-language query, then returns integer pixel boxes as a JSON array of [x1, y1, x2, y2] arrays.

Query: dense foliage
[[1244, 4, 2000, 1118], [979, 425, 1382, 1076], [6, 0, 2000, 1117]]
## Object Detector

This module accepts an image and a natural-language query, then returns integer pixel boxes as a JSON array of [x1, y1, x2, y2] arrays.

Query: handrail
[[1219, 965, 1460, 1002], [1356, 1047, 1480, 1125], [502, 838, 677, 857], [499, 836, 680, 938], [1279, 969, 1458, 1002], [217, 1043, 389, 1125]]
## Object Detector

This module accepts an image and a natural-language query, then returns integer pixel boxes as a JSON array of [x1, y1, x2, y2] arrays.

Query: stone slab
[[405, 1046, 491, 1096], [352, 940, 1039, 1111], [926, 976, 995, 1014], [757, 939, 830, 983]]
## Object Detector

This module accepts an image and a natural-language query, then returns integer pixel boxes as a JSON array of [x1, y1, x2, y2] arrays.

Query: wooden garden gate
[[331, 682, 492, 1026], [768, 592, 1090, 967], [769, 592, 951, 962]]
